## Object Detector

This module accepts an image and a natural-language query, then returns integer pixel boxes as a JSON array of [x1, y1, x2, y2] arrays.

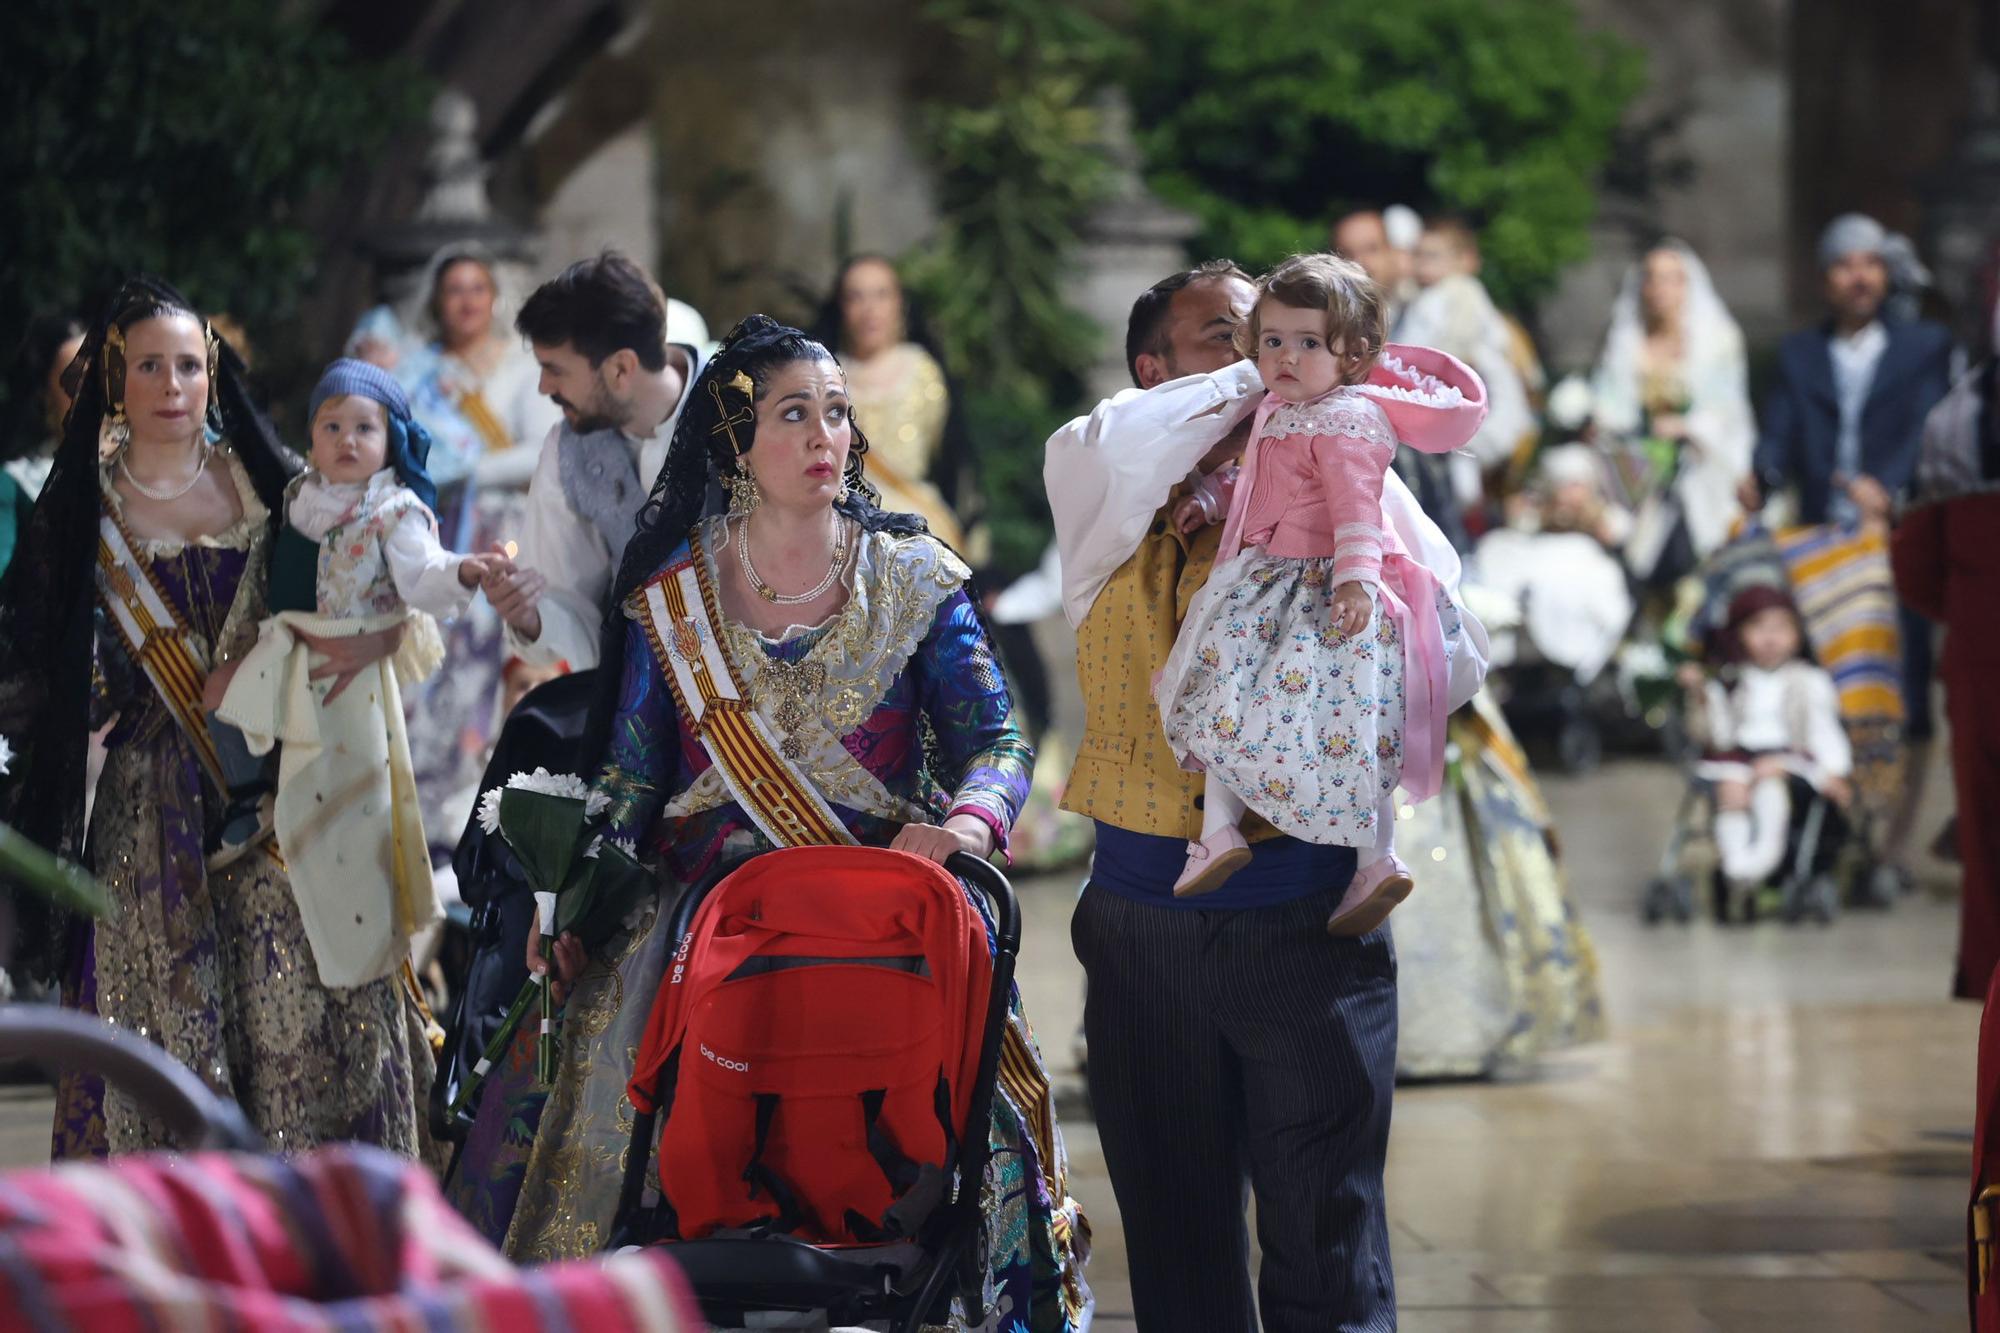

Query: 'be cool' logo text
[[700, 1042, 750, 1073]]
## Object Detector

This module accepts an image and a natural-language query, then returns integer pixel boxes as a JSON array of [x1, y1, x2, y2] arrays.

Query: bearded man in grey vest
[[437, 251, 703, 1142], [484, 250, 705, 669]]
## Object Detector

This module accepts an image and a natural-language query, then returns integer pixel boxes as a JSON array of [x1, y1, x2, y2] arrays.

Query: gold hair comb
[[709, 372, 756, 454]]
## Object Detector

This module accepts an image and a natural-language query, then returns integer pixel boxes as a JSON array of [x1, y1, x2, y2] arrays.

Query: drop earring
[[728, 467, 762, 514]]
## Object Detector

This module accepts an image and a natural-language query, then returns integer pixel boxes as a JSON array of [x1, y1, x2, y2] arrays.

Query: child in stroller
[[1688, 585, 1853, 895], [1645, 584, 1857, 924]]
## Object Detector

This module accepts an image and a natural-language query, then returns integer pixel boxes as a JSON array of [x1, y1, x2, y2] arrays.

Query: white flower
[[0, 734, 13, 777], [586, 789, 611, 819], [582, 833, 636, 861], [475, 786, 505, 836], [505, 767, 592, 801]]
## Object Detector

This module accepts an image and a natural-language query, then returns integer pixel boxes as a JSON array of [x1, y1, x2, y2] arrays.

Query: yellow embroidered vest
[[1060, 500, 1274, 842]]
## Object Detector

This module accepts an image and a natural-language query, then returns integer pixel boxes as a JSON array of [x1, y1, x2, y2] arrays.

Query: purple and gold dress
[[450, 515, 1090, 1331], [52, 448, 433, 1159]]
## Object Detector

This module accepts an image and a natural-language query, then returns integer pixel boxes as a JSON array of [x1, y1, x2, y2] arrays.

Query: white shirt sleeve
[[507, 425, 614, 670], [1043, 360, 1265, 626], [385, 507, 475, 620]]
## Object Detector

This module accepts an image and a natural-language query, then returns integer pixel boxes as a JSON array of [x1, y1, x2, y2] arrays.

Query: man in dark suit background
[[1746, 212, 1956, 883]]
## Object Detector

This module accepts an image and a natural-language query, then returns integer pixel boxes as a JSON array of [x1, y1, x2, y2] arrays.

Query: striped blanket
[[0, 1145, 699, 1332], [1772, 522, 1905, 819], [1772, 523, 1904, 725]]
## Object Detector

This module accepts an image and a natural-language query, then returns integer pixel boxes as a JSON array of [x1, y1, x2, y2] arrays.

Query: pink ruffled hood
[[1352, 344, 1488, 454]]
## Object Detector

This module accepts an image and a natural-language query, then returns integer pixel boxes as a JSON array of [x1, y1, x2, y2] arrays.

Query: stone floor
[[0, 755, 1975, 1330], [1023, 756, 1975, 1331]]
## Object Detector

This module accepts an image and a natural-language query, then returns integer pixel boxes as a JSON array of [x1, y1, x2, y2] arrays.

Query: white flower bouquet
[[449, 769, 652, 1113]]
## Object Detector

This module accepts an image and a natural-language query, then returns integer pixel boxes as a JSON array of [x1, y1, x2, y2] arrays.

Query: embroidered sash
[[96, 505, 227, 794], [634, 530, 858, 850], [456, 386, 513, 457]]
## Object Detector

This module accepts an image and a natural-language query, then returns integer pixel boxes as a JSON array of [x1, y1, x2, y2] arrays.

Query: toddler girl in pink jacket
[[1154, 253, 1488, 931]]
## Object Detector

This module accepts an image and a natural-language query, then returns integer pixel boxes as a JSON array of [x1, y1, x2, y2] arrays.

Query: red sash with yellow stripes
[[97, 504, 227, 794], [632, 530, 858, 850]]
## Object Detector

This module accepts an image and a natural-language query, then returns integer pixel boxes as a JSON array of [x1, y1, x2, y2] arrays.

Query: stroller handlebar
[[665, 846, 1022, 962], [944, 851, 1022, 959], [0, 1005, 262, 1152]]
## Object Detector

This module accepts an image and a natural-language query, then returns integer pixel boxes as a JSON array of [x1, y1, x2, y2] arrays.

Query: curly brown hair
[[1235, 253, 1386, 385]]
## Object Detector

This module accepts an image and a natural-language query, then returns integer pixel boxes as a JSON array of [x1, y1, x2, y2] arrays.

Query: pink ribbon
[[1215, 396, 1280, 565], [1381, 554, 1450, 803]]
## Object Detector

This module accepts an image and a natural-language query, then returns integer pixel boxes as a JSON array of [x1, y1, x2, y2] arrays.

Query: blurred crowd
[[1330, 203, 1996, 996]]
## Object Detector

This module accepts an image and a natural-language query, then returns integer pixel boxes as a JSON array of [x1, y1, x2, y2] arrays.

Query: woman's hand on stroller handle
[[891, 814, 996, 864]]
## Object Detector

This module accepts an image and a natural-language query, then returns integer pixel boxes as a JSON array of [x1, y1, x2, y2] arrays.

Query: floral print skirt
[[1156, 549, 1424, 848]]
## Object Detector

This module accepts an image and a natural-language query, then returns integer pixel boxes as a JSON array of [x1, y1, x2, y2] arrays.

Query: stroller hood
[[1356, 344, 1489, 454]]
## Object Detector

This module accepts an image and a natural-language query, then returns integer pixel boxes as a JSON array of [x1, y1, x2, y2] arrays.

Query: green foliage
[[0, 0, 425, 422], [1125, 0, 1644, 310], [904, 0, 1119, 574]]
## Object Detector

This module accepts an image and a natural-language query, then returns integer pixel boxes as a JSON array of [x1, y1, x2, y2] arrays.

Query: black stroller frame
[[608, 848, 1021, 1333], [1642, 771, 1855, 926]]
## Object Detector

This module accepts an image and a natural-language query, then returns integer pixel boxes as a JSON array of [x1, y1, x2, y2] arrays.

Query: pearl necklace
[[118, 434, 214, 503], [736, 514, 852, 606]]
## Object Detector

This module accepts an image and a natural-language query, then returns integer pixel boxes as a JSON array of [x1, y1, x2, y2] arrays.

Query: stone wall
[[1538, 0, 1790, 372], [644, 0, 941, 330]]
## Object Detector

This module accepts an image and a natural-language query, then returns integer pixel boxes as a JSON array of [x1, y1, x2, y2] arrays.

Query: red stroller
[[610, 845, 1020, 1332]]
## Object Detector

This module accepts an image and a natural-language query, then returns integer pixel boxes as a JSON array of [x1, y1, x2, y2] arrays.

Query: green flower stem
[[537, 936, 556, 1085], [445, 975, 541, 1122], [0, 822, 108, 919]]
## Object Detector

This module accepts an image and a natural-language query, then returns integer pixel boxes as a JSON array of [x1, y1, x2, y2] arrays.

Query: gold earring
[[101, 406, 130, 456], [728, 467, 762, 514]]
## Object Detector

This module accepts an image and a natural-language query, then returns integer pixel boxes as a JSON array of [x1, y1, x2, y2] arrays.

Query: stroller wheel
[[1641, 877, 1676, 925], [1668, 875, 1696, 923], [1855, 862, 1904, 911], [1556, 717, 1602, 774]]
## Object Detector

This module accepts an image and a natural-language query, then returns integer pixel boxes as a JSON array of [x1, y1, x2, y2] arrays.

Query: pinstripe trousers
[[1072, 881, 1398, 1332]]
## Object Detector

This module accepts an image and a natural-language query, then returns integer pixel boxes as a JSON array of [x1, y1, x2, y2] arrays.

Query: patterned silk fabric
[[1392, 699, 1606, 1078], [449, 522, 1088, 1332], [53, 449, 433, 1161]]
